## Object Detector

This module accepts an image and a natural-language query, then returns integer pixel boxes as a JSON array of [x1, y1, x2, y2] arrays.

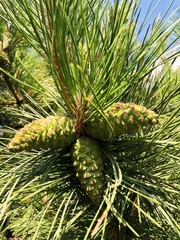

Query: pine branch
[[2, 73, 23, 105], [0, 100, 21, 105]]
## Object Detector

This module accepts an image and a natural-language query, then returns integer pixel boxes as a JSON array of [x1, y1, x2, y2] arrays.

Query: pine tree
[[0, 1, 179, 239]]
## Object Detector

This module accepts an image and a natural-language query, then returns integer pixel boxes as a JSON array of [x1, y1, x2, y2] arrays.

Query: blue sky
[[110, 0, 179, 24], [110, 0, 179, 40], [140, 0, 179, 15], [138, 0, 179, 37], [139, 0, 179, 25]]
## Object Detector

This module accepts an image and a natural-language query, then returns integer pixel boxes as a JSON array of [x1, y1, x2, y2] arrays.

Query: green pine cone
[[85, 102, 159, 140], [71, 136, 105, 205], [8, 116, 76, 152]]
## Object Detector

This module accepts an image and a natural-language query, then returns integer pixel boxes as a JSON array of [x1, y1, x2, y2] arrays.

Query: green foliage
[[0, 18, 61, 128], [0, 0, 179, 239]]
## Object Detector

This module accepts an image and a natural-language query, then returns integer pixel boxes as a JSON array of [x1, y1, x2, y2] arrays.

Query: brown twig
[[3, 73, 23, 106], [91, 209, 108, 238], [0, 100, 21, 105]]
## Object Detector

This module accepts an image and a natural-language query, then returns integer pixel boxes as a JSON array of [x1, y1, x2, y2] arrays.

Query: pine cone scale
[[8, 116, 76, 152], [85, 102, 159, 140], [71, 136, 105, 205]]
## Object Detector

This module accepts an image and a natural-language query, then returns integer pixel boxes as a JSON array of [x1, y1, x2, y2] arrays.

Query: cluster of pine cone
[[8, 102, 158, 205]]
